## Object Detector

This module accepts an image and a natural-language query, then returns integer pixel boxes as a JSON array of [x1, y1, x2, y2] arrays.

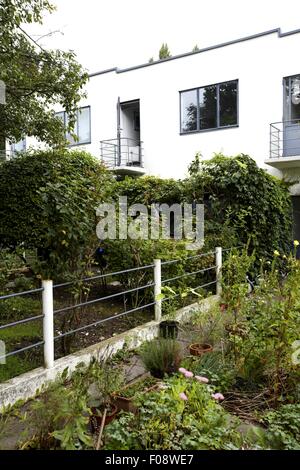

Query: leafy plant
[[0, 0, 88, 146], [0, 149, 114, 279], [86, 359, 124, 408], [140, 338, 182, 378], [104, 374, 243, 450], [115, 376, 157, 399], [261, 404, 300, 450], [19, 366, 93, 450], [224, 248, 300, 401], [182, 352, 236, 391]]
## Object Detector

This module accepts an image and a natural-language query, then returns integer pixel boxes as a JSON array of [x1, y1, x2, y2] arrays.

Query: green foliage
[[0, 149, 114, 279], [185, 153, 293, 259], [224, 249, 300, 401], [0, 0, 88, 146], [159, 43, 171, 60], [187, 303, 227, 346], [0, 320, 41, 341], [115, 376, 157, 399], [182, 352, 236, 392], [0, 354, 40, 383], [104, 374, 243, 450], [222, 246, 255, 311], [261, 404, 300, 450], [19, 366, 93, 450], [86, 359, 124, 407], [103, 237, 215, 309], [115, 175, 183, 206], [140, 338, 182, 378], [0, 297, 40, 323]]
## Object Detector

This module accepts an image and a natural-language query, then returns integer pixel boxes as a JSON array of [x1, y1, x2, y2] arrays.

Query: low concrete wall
[[0, 295, 219, 409]]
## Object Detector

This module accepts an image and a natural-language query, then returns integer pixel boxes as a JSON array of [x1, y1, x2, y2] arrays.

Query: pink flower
[[211, 392, 225, 401], [183, 370, 194, 378], [179, 392, 188, 401], [178, 367, 187, 374], [195, 375, 209, 384]]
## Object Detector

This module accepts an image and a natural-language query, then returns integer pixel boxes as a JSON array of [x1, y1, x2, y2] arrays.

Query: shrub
[[223, 248, 300, 400], [104, 374, 243, 450], [182, 352, 236, 392], [102, 238, 215, 309], [0, 149, 114, 279], [262, 404, 300, 450], [140, 338, 182, 378], [19, 366, 93, 450], [184, 153, 293, 259]]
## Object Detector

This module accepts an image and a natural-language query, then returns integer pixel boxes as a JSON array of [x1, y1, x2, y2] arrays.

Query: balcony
[[265, 120, 300, 169], [100, 137, 145, 176]]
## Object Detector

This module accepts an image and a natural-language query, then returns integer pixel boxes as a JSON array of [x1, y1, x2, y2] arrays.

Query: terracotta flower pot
[[189, 343, 213, 357], [90, 403, 118, 433], [114, 382, 160, 414]]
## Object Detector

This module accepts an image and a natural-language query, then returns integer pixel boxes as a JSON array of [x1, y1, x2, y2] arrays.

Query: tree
[[159, 43, 171, 60], [0, 149, 114, 279], [192, 44, 200, 52], [0, 0, 88, 148]]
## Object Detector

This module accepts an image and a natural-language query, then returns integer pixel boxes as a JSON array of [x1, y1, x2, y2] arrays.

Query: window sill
[[180, 124, 239, 136]]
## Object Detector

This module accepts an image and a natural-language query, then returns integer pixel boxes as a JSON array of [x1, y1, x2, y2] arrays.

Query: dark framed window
[[56, 106, 91, 145], [180, 80, 238, 133]]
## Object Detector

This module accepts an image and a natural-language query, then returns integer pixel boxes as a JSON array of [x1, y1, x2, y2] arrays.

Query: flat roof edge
[[89, 27, 300, 77]]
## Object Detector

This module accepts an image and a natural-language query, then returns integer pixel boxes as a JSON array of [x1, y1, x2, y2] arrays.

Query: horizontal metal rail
[[54, 263, 154, 289], [162, 266, 216, 284], [0, 340, 44, 361], [161, 280, 217, 303], [160, 250, 215, 266], [0, 314, 44, 331], [0, 287, 43, 300], [54, 282, 155, 315], [54, 301, 156, 340]]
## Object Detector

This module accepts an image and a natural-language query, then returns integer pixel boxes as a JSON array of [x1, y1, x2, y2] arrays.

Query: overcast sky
[[29, 0, 300, 73]]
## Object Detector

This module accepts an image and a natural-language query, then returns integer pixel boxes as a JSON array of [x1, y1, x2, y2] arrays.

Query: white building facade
[[9, 27, 300, 238], [63, 28, 300, 182]]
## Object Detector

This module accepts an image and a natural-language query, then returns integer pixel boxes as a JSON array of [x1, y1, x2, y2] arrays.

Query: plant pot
[[220, 303, 228, 312], [90, 403, 118, 433], [189, 343, 213, 357], [114, 381, 160, 414], [159, 320, 179, 339]]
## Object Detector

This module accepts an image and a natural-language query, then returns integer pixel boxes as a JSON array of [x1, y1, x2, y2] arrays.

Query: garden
[[0, 245, 299, 450], [0, 149, 299, 450]]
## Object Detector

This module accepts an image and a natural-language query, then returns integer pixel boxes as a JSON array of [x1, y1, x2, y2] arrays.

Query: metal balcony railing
[[270, 119, 300, 158], [100, 137, 143, 168]]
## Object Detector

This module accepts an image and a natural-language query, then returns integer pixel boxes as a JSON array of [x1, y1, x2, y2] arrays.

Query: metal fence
[[0, 247, 223, 373]]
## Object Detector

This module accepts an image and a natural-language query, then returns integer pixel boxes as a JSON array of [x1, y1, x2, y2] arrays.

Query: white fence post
[[154, 259, 162, 322], [216, 247, 222, 296], [42, 279, 54, 369]]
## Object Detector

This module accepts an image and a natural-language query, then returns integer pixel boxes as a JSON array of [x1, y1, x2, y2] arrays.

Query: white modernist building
[[9, 27, 300, 237]]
